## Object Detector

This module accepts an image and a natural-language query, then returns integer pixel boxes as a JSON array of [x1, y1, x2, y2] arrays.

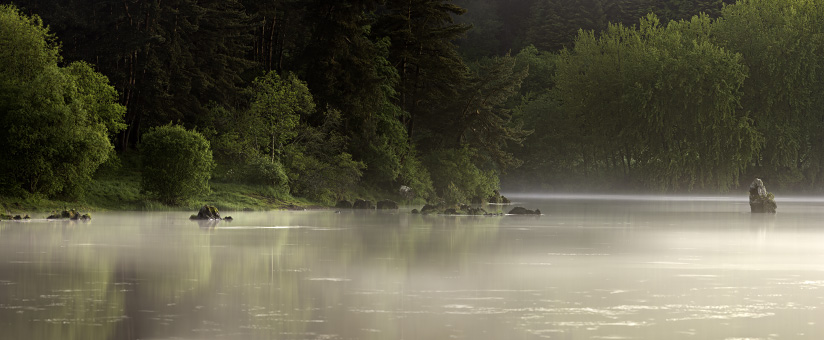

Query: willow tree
[[555, 14, 758, 191], [714, 0, 824, 189]]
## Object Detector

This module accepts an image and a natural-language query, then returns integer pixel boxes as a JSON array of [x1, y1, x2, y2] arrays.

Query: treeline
[[2, 0, 527, 203], [455, 0, 735, 57], [1, 0, 823, 204], [505, 0, 824, 192]]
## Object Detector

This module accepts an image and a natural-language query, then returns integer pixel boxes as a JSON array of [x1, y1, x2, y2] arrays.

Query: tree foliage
[[140, 125, 215, 205], [553, 14, 757, 191], [714, 0, 824, 189], [0, 5, 125, 198]]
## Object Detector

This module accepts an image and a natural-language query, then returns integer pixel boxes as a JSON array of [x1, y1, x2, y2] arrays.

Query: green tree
[[554, 14, 757, 191], [140, 125, 215, 205], [0, 4, 125, 198], [714, 0, 824, 189], [249, 71, 315, 162]]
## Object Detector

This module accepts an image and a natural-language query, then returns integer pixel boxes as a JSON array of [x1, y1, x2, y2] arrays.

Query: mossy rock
[[192, 205, 221, 220]]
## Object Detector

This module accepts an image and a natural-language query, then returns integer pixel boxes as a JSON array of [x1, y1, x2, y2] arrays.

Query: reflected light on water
[[1, 198, 824, 339]]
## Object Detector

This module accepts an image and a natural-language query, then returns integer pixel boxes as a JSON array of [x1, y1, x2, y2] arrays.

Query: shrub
[[241, 154, 289, 191], [140, 125, 215, 205]]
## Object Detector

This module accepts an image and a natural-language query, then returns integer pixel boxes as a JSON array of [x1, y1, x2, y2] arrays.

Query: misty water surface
[[1, 196, 823, 339]]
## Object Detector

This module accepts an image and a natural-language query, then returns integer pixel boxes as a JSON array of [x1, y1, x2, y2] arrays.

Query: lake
[[1, 195, 823, 339]]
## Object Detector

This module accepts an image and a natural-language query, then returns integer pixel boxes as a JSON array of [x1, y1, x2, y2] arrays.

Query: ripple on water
[[307, 278, 351, 282]]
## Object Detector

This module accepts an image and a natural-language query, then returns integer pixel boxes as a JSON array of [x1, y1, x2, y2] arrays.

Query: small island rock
[[191, 205, 221, 220], [508, 207, 541, 215]]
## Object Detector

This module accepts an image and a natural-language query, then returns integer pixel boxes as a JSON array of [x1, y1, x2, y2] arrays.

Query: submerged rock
[[191, 205, 221, 220], [508, 207, 541, 215], [377, 199, 399, 210], [749, 178, 777, 213]]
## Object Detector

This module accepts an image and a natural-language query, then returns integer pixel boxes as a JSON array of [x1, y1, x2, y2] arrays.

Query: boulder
[[411, 209, 419, 214], [353, 199, 374, 209], [377, 199, 399, 210], [191, 205, 221, 220], [508, 207, 541, 215], [749, 178, 777, 213], [335, 200, 353, 209]]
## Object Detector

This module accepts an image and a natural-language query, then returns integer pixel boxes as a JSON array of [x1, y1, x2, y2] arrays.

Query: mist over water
[[2, 196, 824, 339]]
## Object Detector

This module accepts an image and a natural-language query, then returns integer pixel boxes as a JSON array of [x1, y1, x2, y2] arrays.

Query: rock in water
[[192, 205, 221, 220], [508, 207, 541, 215], [749, 178, 777, 213]]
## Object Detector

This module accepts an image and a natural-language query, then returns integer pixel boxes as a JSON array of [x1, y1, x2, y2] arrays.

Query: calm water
[[1, 195, 824, 339]]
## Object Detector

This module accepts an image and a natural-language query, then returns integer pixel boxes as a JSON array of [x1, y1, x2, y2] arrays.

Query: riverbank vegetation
[[2, 0, 824, 212]]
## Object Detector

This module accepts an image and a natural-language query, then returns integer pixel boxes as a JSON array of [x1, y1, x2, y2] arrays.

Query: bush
[[140, 125, 215, 205], [241, 154, 289, 190]]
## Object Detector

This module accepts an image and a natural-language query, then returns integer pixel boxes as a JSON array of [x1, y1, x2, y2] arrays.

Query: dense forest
[[2, 0, 824, 206]]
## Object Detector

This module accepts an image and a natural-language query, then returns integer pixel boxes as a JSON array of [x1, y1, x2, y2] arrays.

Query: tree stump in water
[[749, 179, 777, 213]]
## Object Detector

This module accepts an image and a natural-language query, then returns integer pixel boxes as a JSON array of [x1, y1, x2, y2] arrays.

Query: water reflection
[[2, 199, 824, 339], [0, 210, 502, 339]]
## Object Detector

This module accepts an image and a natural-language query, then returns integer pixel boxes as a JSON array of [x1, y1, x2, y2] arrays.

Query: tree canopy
[[0, 5, 125, 198]]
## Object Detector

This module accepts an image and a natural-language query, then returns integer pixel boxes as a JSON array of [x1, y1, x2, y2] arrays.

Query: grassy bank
[[0, 173, 324, 215]]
